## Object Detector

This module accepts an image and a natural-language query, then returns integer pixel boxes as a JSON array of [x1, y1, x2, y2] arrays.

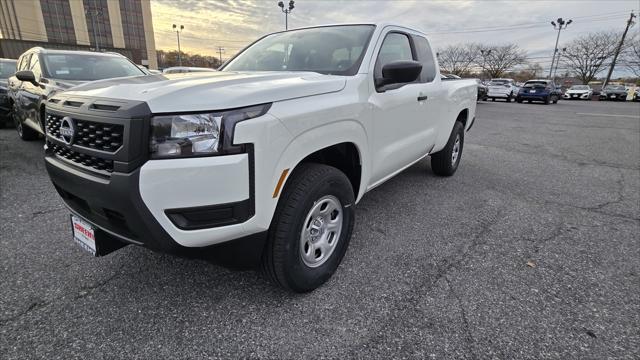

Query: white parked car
[[487, 78, 518, 102], [42, 23, 477, 292], [563, 85, 592, 100]]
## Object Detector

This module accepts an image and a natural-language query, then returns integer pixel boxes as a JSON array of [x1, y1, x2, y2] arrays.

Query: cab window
[[412, 35, 436, 83]]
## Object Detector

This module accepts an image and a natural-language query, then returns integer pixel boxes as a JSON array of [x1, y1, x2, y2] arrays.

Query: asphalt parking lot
[[1, 100, 638, 359]]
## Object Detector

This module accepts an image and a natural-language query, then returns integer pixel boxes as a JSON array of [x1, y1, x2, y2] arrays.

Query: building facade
[[0, 0, 157, 69]]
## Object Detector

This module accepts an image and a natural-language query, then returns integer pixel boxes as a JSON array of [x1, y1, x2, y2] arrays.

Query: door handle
[[417, 95, 428, 101]]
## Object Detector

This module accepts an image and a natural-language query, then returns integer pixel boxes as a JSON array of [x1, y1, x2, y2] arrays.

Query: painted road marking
[[576, 113, 639, 119]]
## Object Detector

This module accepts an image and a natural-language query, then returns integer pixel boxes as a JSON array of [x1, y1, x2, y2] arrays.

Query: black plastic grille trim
[[49, 142, 114, 173], [45, 114, 124, 152]]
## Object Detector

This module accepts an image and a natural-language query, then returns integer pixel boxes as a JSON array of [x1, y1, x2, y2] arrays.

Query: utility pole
[[173, 24, 184, 66], [548, 17, 572, 79], [277, 1, 295, 30], [603, 11, 636, 88], [217, 47, 225, 66]]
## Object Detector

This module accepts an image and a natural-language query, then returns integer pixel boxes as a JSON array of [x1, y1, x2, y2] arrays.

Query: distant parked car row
[[477, 78, 639, 105]]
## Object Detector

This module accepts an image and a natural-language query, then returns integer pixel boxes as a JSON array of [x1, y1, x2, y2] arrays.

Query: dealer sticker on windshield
[[71, 215, 96, 256]]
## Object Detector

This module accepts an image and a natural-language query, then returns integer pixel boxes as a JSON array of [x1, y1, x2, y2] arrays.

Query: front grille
[[45, 114, 124, 152], [49, 142, 114, 173]]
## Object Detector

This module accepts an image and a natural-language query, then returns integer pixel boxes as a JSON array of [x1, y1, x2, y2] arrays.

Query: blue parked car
[[516, 79, 562, 105]]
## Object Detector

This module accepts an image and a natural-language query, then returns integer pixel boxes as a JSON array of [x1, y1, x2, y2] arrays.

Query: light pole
[[173, 24, 184, 66], [217, 46, 225, 66], [552, 47, 566, 80], [86, 8, 103, 51], [278, 1, 295, 30], [548, 17, 572, 79], [480, 49, 492, 81]]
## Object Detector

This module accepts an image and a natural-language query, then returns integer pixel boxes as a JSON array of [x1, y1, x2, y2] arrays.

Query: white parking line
[[576, 113, 639, 119]]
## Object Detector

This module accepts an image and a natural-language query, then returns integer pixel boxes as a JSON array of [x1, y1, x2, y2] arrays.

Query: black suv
[[8, 48, 145, 140]]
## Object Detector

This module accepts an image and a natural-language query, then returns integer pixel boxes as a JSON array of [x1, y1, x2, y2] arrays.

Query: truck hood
[[62, 71, 347, 113]]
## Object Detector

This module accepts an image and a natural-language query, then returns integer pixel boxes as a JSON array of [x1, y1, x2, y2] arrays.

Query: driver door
[[368, 30, 430, 185]]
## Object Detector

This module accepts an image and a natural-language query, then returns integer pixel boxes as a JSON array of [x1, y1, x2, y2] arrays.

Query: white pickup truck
[[44, 23, 477, 292]]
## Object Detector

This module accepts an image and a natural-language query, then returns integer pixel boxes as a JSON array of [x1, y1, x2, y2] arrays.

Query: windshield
[[42, 54, 144, 81], [0, 60, 17, 79], [222, 25, 375, 75], [570, 85, 589, 90], [489, 80, 509, 85], [523, 81, 549, 88], [604, 85, 625, 90]]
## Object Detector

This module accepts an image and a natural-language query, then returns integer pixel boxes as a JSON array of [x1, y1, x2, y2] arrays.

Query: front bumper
[[563, 93, 590, 100], [45, 151, 258, 251], [600, 93, 627, 100]]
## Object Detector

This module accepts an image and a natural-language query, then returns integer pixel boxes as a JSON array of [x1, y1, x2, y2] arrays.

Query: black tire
[[261, 163, 355, 293], [491, 98, 495, 102], [15, 115, 39, 141], [516, 98, 523, 103], [544, 96, 550, 105], [552, 95, 559, 104], [431, 121, 464, 176]]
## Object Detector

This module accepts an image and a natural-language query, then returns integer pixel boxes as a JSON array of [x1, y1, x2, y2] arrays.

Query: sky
[[150, 0, 639, 75]]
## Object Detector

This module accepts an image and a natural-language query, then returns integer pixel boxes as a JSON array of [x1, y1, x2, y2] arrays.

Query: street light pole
[[480, 49, 491, 81], [217, 46, 225, 66], [86, 8, 103, 51], [548, 17, 572, 79], [553, 47, 566, 79], [173, 24, 184, 66], [278, 1, 295, 30]]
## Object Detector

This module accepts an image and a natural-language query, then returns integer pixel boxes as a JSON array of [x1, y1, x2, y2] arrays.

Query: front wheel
[[431, 121, 464, 176], [261, 163, 355, 292], [15, 117, 39, 141]]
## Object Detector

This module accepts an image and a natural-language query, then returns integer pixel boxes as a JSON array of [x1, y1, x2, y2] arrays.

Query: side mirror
[[377, 60, 422, 88], [16, 70, 37, 84]]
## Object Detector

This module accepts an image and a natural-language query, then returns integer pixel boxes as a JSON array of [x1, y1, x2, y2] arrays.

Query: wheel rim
[[299, 195, 343, 268], [451, 134, 461, 165]]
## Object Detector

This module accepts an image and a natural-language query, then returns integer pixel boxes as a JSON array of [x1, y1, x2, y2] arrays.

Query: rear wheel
[[431, 121, 464, 176], [261, 163, 355, 292], [552, 95, 559, 104], [516, 97, 523, 103], [544, 96, 550, 105]]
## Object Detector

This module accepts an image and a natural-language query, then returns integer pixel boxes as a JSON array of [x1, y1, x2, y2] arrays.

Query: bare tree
[[621, 32, 640, 77], [560, 31, 620, 84], [437, 43, 479, 76], [481, 44, 527, 78]]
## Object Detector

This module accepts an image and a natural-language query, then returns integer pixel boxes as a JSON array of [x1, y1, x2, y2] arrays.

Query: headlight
[[150, 103, 270, 159]]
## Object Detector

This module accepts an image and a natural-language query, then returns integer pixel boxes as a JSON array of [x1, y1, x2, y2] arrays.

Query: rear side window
[[412, 35, 436, 83], [374, 32, 414, 79]]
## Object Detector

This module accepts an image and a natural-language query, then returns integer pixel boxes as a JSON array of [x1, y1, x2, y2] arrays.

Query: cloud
[[151, 0, 638, 69]]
